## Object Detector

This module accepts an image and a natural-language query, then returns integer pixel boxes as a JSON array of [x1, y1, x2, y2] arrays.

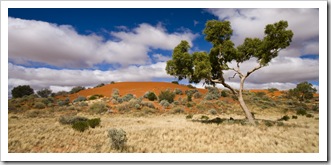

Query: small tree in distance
[[166, 20, 293, 125], [288, 81, 317, 102], [11, 85, 34, 98], [37, 88, 52, 98]]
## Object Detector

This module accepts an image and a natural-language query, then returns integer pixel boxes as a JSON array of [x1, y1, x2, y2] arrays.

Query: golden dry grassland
[[8, 109, 318, 153]]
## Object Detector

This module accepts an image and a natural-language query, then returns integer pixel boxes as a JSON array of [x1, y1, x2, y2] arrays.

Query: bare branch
[[246, 64, 263, 78], [228, 73, 237, 80], [211, 76, 237, 95]]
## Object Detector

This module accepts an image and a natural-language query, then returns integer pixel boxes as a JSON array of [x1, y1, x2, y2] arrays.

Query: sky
[[8, 8, 319, 95]]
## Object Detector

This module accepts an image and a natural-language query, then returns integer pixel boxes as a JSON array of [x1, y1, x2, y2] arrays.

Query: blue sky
[[8, 8, 319, 93]]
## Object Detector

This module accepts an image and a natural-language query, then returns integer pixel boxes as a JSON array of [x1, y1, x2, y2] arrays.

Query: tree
[[37, 88, 52, 98], [11, 85, 34, 98], [166, 20, 293, 125], [70, 86, 85, 94], [288, 82, 317, 102]]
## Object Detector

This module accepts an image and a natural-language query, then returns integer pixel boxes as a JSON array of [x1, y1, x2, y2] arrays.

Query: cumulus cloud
[[9, 17, 197, 68], [8, 62, 171, 93], [206, 8, 319, 57]]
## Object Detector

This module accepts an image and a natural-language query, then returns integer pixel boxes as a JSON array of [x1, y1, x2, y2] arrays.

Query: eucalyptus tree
[[166, 20, 293, 125]]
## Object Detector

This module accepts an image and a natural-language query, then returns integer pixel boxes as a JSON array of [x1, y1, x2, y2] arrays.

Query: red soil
[[64, 82, 208, 101]]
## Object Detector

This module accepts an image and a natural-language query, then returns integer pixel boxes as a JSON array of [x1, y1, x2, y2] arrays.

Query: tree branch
[[246, 64, 263, 78], [228, 73, 237, 80], [211, 76, 237, 95]]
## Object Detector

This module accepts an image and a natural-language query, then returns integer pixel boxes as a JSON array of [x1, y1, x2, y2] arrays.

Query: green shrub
[[204, 87, 221, 100], [193, 92, 202, 99], [186, 114, 193, 119], [278, 115, 290, 121], [171, 107, 185, 114], [58, 98, 70, 106], [11, 85, 34, 98], [292, 115, 298, 119], [160, 100, 170, 108], [296, 109, 307, 116], [173, 101, 180, 105], [158, 90, 175, 103], [72, 121, 89, 132], [306, 114, 314, 118], [185, 89, 198, 96], [70, 86, 85, 94], [134, 104, 141, 110], [187, 84, 196, 89], [110, 81, 115, 84], [33, 102, 46, 109], [112, 88, 120, 96], [88, 118, 101, 128], [59, 115, 88, 125], [144, 91, 157, 101], [122, 94, 134, 102], [186, 102, 194, 107], [267, 88, 279, 93], [187, 94, 192, 102], [116, 103, 130, 112], [89, 102, 108, 114], [94, 83, 105, 88], [141, 101, 155, 109], [221, 90, 228, 97], [171, 81, 179, 84], [209, 109, 217, 115], [37, 88, 52, 98], [108, 128, 128, 151], [311, 104, 319, 111], [264, 121, 274, 127], [204, 94, 214, 100], [174, 88, 183, 95], [73, 96, 87, 102], [201, 115, 209, 120]]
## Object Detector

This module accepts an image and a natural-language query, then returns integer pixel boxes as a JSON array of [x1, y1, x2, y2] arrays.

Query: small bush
[[171, 107, 185, 114], [187, 84, 196, 89], [89, 102, 108, 114], [221, 90, 228, 97], [174, 88, 183, 95], [73, 96, 87, 102], [264, 121, 274, 127], [110, 81, 115, 84], [306, 114, 314, 118], [116, 103, 130, 112], [268, 88, 279, 93], [94, 83, 105, 88], [193, 92, 202, 99], [292, 115, 298, 119], [122, 94, 134, 102], [72, 121, 89, 132], [158, 90, 175, 103], [33, 102, 46, 109], [186, 102, 194, 107], [108, 128, 128, 151], [70, 86, 85, 94], [134, 104, 141, 110], [37, 88, 52, 98], [187, 94, 192, 102], [255, 92, 266, 97], [144, 91, 157, 101], [58, 98, 70, 106], [204, 94, 214, 100], [209, 109, 217, 115], [112, 88, 120, 96], [171, 81, 179, 84], [201, 115, 209, 120], [88, 118, 101, 128], [185, 89, 198, 96], [278, 115, 290, 121], [141, 101, 155, 109], [59, 116, 88, 125], [186, 114, 193, 119], [296, 109, 307, 116], [160, 100, 170, 108]]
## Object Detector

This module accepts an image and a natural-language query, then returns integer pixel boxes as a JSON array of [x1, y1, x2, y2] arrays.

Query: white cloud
[[8, 62, 171, 92], [206, 8, 319, 57], [152, 54, 171, 62], [9, 17, 197, 68]]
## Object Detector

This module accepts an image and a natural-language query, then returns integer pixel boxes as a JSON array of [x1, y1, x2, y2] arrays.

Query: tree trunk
[[238, 77, 255, 125]]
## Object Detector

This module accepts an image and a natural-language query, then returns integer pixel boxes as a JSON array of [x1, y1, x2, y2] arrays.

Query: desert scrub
[[122, 94, 134, 102], [159, 100, 170, 109], [158, 89, 175, 103], [88, 118, 101, 128], [171, 107, 185, 114], [58, 98, 70, 106], [193, 92, 202, 99], [108, 128, 128, 151], [186, 114, 193, 119], [33, 102, 46, 109], [89, 102, 108, 114], [185, 89, 198, 96], [141, 101, 155, 109], [73, 96, 87, 102], [144, 91, 157, 101], [278, 115, 290, 121], [59, 115, 88, 125], [72, 121, 89, 132], [209, 109, 218, 115], [174, 88, 183, 95]]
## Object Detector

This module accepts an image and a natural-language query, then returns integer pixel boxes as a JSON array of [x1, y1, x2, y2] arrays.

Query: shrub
[[72, 121, 89, 132], [204, 87, 221, 100], [296, 109, 307, 116], [88, 118, 101, 128], [89, 102, 108, 114], [58, 98, 70, 106], [171, 81, 179, 84], [33, 102, 46, 109], [186, 102, 194, 107], [160, 100, 170, 108], [185, 89, 198, 96], [221, 90, 228, 97], [59, 115, 88, 125], [187, 84, 196, 89], [94, 83, 105, 88], [112, 88, 120, 96], [173, 101, 180, 105], [186, 114, 193, 119], [306, 114, 314, 118], [134, 104, 141, 110], [204, 94, 214, 100], [116, 103, 130, 112], [255, 92, 266, 97], [79, 102, 88, 107], [209, 109, 217, 115], [171, 107, 185, 114], [128, 98, 142, 108], [201, 115, 209, 120], [122, 94, 134, 102], [264, 121, 274, 127], [174, 88, 183, 95], [73, 96, 87, 102], [187, 94, 192, 102], [144, 91, 157, 101], [278, 115, 290, 121], [158, 90, 175, 103], [292, 115, 298, 119], [268, 88, 279, 93], [193, 92, 202, 99], [141, 101, 155, 109], [108, 128, 128, 151], [70, 86, 85, 94], [37, 88, 52, 98], [110, 81, 115, 84], [11, 85, 34, 98]]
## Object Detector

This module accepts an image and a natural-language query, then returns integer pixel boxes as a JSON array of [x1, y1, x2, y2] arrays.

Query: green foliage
[[201, 115, 209, 120], [171, 81, 179, 84], [37, 88, 52, 98], [89, 102, 108, 114], [292, 115, 298, 119], [59, 115, 88, 125], [187, 94, 192, 102], [186, 114, 193, 119], [94, 83, 105, 88], [174, 88, 183, 95], [159, 100, 170, 108], [171, 107, 185, 114], [88, 118, 101, 128], [264, 121, 274, 127], [122, 94, 134, 102], [267, 88, 279, 93], [141, 101, 155, 109], [306, 114, 314, 118], [209, 109, 218, 115], [193, 92, 202, 99], [54, 91, 69, 97], [278, 115, 290, 121], [73, 96, 87, 102], [288, 82, 317, 102], [110, 81, 115, 84], [58, 98, 70, 106], [296, 108, 307, 116], [108, 128, 128, 151], [33, 102, 46, 109], [72, 121, 89, 132], [11, 85, 34, 98], [144, 91, 157, 101], [255, 92, 266, 97], [70, 86, 85, 94], [186, 84, 196, 89], [221, 90, 228, 97], [158, 90, 175, 103], [185, 89, 198, 96]]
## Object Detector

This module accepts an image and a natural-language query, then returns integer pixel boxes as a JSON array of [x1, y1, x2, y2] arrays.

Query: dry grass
[[8, 111, 318, 153]]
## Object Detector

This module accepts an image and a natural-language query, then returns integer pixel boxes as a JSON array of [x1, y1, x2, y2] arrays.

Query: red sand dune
[[65, 82, 208, 101]]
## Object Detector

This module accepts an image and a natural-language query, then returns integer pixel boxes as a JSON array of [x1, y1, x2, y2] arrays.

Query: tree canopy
[[288, 81, 317, 102], [11, 85, 34, 98]]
